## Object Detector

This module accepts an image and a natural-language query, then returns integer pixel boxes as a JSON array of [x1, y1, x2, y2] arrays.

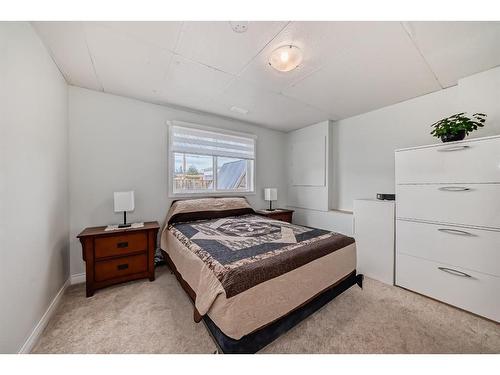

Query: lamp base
[[267, 200, 276, 211], [118, 211, 131, 228]]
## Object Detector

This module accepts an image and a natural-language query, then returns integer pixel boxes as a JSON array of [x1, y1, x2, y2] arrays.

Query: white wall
[[287, 121, 332, 211], [290, 66, 500, 236], [68, 87, 288, 276], [333, 66, 500, 212], [0, 23, 69, 353], [331, 86, 461, 211]]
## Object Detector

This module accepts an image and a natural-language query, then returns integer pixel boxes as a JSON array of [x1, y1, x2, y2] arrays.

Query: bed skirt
[[162, 250, 363, 354]]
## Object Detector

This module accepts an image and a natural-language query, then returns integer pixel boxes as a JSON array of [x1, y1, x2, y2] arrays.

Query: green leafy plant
[[430, 112, 486, 139]]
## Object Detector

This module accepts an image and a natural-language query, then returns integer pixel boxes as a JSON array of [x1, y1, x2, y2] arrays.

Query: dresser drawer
[[397, 220, 500, 277], [396, 253, 500, 322], [94, 253, 148, 282], [395, 137, 500, 184], [396, 183, 500, 229], [94, 232, 147, 259]]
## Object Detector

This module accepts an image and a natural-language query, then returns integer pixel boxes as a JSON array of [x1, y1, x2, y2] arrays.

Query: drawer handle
[[438, 186, 471, 192], [437, 228, 475, 236], [117, 263, 129, 271], [117, 241, 129, 248], [437, 145, 470, 152], [438, 267, 472, 278]]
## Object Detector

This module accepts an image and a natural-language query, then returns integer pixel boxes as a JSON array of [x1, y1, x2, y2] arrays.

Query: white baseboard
[[70, 272, 86, 285], [18, 273, 87, 353], [18, 278, 70, 354]]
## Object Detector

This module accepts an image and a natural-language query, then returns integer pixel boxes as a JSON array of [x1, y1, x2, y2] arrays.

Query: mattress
[[161, 206, 356, 339]]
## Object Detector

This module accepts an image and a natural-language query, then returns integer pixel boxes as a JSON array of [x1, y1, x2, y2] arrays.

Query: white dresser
[[395, 135, 500, 322]]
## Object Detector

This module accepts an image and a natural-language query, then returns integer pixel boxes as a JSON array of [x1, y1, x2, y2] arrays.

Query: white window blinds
[[171, 125, 255, 160]]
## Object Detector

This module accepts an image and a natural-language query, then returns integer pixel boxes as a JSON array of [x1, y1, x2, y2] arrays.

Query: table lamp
[[264, 188, 277, 211], [114, 191, 135, 228]]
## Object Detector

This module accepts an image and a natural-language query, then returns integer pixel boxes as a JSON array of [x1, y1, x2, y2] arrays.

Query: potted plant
[[430, 112, 486, 143]]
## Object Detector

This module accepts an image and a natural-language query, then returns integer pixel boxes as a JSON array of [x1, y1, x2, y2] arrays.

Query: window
[[169, 122, 256, 196]]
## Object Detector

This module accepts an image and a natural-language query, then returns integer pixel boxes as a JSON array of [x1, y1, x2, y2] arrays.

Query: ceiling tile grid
[[406, 21, 500, 88], [237, 22, 336, 93], [159, 54, 235, 109], [237, 22, 386, 94], [32, 21, 500, 131], [174, 21, 287, 75], [215, 79, 332, 131], [84, 24, 173, 103], [89, 21, 183, 52], [282, 22, 442, 119]]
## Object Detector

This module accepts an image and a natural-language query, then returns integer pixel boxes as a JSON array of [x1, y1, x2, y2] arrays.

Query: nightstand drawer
[[94, 232, 147, 259], [255, 209, 294, 223], [269, 213, 292, 223], [94, 254, 148, 282]]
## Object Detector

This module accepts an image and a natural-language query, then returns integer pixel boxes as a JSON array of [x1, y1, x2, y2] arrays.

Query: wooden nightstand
[[255, 209, 294, 223], [77, 221, 160, 297]]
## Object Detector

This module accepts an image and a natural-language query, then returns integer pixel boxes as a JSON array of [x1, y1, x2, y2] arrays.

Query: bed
[[160, 197, 362, 353]]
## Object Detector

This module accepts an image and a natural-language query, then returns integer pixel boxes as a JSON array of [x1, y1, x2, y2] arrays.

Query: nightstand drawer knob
[[117, 263, 129, 271], [117, 241, 129, 248]]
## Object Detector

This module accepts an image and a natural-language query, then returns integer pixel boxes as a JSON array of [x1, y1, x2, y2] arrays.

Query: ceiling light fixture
[[269, 45, 303, 72]]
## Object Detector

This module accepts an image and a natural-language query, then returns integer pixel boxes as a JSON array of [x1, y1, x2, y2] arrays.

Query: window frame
[[167, 120, 257, 198]]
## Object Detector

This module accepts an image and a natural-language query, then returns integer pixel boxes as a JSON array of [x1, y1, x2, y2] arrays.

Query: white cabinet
[[396, 220, 500, 278], [354, 199, 395, 285], [396, 183, 500, 229], [395, 135, 500, 322], [397, 254, 500, 322], [395, 136, 500, 184]]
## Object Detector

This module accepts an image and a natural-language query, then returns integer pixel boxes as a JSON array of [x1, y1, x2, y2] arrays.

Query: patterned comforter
[[169, 214, 355, 298]]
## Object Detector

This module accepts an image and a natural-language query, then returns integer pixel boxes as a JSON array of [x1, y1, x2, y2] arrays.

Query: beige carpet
[[31, 265, 500, 354]]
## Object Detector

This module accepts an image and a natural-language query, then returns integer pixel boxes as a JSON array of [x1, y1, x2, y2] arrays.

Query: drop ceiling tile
[[162, 97, 235, 122], [84, 24, 173, 103], [238, 62, 319, 95], [87, 21, 183, 52], [218, 79, 331, 130], [174, 21, 287, 75], [283, 22, 441, 119], [158, 54, 234, 110], [31, 22, 101, 90], [407, 21, 500, 88]]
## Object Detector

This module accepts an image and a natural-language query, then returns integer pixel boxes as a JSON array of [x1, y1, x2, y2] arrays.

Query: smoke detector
[[230, 21, 249, 33]]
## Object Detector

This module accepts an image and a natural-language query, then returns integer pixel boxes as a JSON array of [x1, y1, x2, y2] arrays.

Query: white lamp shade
[[264, 188, 277, 201], [114, 191, 135, 212]]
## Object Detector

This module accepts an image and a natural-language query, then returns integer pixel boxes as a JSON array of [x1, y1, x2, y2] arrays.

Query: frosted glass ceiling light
[[269, 45, 303, 72]]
